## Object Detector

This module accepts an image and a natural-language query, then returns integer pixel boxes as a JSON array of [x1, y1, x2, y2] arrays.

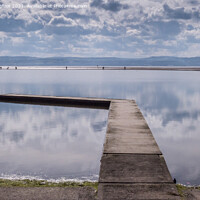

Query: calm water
[[0, 70, 200, 185], [0, 103, 107, 181]]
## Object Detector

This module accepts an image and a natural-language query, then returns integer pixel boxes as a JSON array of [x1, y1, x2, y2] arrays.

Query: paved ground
[[1, 186, 200, 200], [0, 187, 97, 200], [181, 188, 200, 200]]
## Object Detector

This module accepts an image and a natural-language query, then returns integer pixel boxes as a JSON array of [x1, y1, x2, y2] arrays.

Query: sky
[[0, 0, 200, 58]]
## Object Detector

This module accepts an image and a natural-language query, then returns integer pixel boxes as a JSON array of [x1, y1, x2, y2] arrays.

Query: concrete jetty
[[0, 94, 180, 199], [98, 99, 180, 200]]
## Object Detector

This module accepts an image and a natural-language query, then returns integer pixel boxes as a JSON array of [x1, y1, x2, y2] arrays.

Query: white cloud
[[0, 31, 7, 43], [0, 50, 10, 56], [49, 15, 76, 26], [10, 37, 24, 45], [178, 43, 200, 57], [0, 0, 200, 57], [126, 28, 141, 36], [162, 40, 177, 46]]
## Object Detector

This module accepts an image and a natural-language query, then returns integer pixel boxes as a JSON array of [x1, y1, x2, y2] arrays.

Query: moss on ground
[[0, 179, 98, 190], [176, 184, 200, 199], [176, 184, 187, 198]]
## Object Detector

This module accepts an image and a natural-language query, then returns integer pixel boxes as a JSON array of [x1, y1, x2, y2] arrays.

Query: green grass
[[176, 184, 187, 198], [0, 179, 98, 190]]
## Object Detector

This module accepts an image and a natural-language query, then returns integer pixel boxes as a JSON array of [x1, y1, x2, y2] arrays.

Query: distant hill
[[1, 56, 200, 66]]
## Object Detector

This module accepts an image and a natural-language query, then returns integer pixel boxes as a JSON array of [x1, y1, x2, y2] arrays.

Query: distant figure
[[173, 178, 176, 184]]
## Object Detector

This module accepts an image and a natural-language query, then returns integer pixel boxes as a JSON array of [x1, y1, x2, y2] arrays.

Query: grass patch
[[176, 184, 200, 199], [176, 184, 187, 198], [0, 179, 98, 190]]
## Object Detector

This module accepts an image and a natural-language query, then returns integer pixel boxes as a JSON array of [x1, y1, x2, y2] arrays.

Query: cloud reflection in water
[[144, 89, 200, 185], [0, 70, 200, 185], [0, 103, 108, 181]]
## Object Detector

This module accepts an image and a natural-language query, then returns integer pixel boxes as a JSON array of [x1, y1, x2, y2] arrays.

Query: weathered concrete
[[0, 187, 97, 200], [103, 100, 161, 154], [98, 99, 181, 199], [99, 154, 172, 183], [0, 94, 181, 199], [98, 184, 180, 200]]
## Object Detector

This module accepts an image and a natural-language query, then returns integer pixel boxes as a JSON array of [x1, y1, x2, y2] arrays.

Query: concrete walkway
[[0, 94, 181, 199], [98, 99, 180, 200]]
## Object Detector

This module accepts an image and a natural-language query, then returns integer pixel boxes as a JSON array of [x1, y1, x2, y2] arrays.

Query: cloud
[[146, 111, 200, 184], [0, 103, 108, 180], [0, 17, 44, 32], [0, 18, 25, 32], [10, 37, 24, 45], [188, 0, 199, 5], [66, 12, 93, 23], [45, 25, 92, 35], [0, 0, 200, 57], [26, 21, 44, 31], [147, 20, 181, 39], [90, 0, 129, 12], [163, 4, 192, 20], [49, 16, 75, 26]]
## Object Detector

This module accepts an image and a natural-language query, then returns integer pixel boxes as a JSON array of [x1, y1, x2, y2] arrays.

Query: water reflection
[[0, 103, 108, 181], [0, 70, 200, 185], [144, 88, 200, 185]]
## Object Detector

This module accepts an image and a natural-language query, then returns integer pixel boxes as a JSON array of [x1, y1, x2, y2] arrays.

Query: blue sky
[[0, 0, 200, 57]]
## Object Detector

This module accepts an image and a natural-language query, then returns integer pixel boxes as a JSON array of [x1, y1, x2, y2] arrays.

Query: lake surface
[[0, 103, 107, 181], [0, 70, 200, 185]]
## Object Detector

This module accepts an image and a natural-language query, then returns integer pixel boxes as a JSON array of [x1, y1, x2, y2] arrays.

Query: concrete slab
[[0, 187, 97, 200], [106, 126, 153, 135], [99, 154, 172, 183], [104, 100, 161, 154], [103, 140, 160, 154], [98, 183, 180, 200]]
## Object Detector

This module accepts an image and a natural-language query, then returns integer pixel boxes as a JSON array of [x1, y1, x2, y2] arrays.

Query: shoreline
[[0, 179, 200, 199], [1, 66, 200, 71], [0, 179, 98, 189]]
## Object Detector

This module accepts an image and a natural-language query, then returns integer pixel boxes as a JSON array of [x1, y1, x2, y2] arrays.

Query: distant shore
[[1, 66, 200, 71]]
